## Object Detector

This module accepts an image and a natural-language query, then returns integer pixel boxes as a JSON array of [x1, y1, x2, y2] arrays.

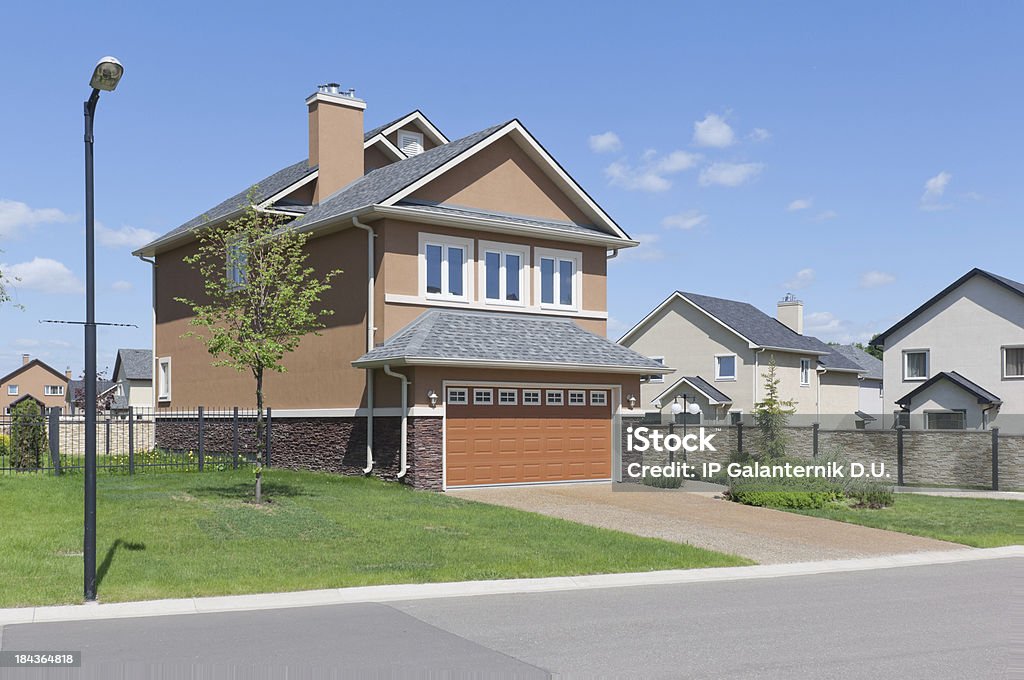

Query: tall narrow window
[[537, 249, 579, 309], [800, 358, 811, 386], [422, 236, 470, 301], [226, 238, 248, 291], [483, 246, 525, 304], [425, 244, 443, 294], [157, 357, 172, 402]]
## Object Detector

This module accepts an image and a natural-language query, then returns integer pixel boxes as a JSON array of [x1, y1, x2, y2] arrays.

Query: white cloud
[[0, 199, 74, 238], [693, 114, 736, 148], [859, 270, 895, 288], [920, 171, 952, 210], [803, 311, 878, 344], [611, 233, 666, 262], [787, 198, 812, 211], [96, 223, 159, 249], [1, 258, 83, 294], [748, 128, 771, 142], [698, 162, 763, 187], [784, 268, 815, 290], [605, 150, 701, 192], [814, 210, 839, 221], [661, 210, 708, 230], [588, 131, 622, 153], [111, 280, 134, 292]]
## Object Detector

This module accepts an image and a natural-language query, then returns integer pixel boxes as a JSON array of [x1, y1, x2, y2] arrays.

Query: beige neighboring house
[[870, 268, 1024, 433], [111, 348, 153, 411], [619, 292, 865, 428], [0, 355, 71, 415]]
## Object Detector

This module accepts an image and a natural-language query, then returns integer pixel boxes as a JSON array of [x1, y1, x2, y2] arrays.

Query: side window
[[568, 390, 586, 405], [422, 235, 471, 301], [545, 390, 564, 406], [447, 388, 468, 405], [157, 357, 172, 401], [473, 388, 493, 405], [523, 390, 541, 405]]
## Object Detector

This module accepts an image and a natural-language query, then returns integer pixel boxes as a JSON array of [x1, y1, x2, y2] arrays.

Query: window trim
[[568, 390, 586, 406], [498, 388, 518, 405], [589, 390, 608, 406], [44, 385, 65, 397], [902, 349, 929, 382], [545, 389, 564, 406], [447, 387, 468, 405], [473, 388, 493, 405], [157, 357, 172, 402], [419, 233, 473, 303], [715, 353, 738, 382], [1002, 345, 1024, 379], [7, 385, 18, 396], [397, 129, 425, 156], [535, 247, 581, 311], [800, 358, 811, 386], [523, 389, 541, 405], [729, 410, 743, 425], [479, 240, 529, 307], [648, 356, 666, 384]]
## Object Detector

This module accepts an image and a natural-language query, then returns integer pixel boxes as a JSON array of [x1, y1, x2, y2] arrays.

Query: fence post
[[128, 406, 135, 475], [991, 427, 999, 491], [812, 422, 819, 459], [265, 407, 272, 468], [105, 416, 111, 456], [197, 406, 205, 472], [736, 421, 743, 455], [48, 407, 61, 476], [232, 407, 239, 470], [896, 426, 905, 486]]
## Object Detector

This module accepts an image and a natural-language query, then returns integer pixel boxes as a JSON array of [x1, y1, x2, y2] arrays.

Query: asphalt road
[[0, 558, 1017, 679]]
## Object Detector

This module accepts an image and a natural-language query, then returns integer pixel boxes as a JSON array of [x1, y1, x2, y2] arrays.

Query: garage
[[444, 385, 612, 487]]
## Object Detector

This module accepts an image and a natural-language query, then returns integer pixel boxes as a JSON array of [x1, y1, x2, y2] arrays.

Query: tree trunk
[[255, 368, 264, 503]]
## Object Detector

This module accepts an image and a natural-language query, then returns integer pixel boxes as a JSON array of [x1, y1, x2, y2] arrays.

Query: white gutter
[[382, 364, 409, 479], [352, 216, 377, 474]]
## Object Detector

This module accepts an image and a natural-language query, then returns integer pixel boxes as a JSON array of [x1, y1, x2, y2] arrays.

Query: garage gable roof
[[652, 375, 732, 408], [353, 309, 671, 374], [895, 371, 1001, 408]]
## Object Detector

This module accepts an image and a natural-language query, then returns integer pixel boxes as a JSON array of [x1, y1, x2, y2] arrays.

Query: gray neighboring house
[[111, 349, 154, 411], [66, 379, 118, 414], [870, 268, 1024, 433], [829, 344, 884, 426]]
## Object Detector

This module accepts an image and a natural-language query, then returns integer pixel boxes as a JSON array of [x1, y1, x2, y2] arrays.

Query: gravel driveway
[[450, 483, 963, 564]]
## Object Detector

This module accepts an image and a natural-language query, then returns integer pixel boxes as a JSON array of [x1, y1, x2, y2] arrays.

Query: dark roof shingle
[[831, 344, 883, 380], [895, 371, 1001, 408], [114, 349, 152, 381]]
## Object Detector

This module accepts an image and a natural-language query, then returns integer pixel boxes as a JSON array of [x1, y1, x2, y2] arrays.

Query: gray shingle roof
[[353, 309, 667, 372], [831, 344, 883, 380], [298, 122, 509, 227], [114, 349, 152, 381], [137, 159, 315, 253], [394, 201, 606, 237], [68, 380, 116, 397], [895, 371, 1001, 408], [653, 375, 732, 406], [678, 292, 862, 371]]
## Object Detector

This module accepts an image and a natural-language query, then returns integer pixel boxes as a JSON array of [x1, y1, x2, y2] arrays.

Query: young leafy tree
[[175, 203, 341, 502], [753, 355, 797, 459]]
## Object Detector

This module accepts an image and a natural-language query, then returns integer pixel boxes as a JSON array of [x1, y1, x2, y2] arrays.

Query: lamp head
[[670, 402, 683, 415], [687, 402, 702, 416], [90, 56, 124, 92]]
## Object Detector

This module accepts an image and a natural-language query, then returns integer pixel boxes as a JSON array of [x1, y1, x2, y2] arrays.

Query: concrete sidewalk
[[451, 483, 961, 563], [896, 486, 1024, 500]]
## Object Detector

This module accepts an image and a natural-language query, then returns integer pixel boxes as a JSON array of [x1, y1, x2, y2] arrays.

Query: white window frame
[[447, 387, 468, 405], [498, 388, 518, 405], [535, 247, 581, 311], [419, 233, 473, 303], [44, 385, 65, 397], [157, 357, 172, 402], [715, 354, 737, 381], [473, 388, 493, 405], [902, 349, 929, 381], [1002, 345, 1024, 379], [729, 410, 743, 425], [568, 390, 586, 406], [589, 390, 608, 406], [397, 129, 425, 156], [545, 389, 564, 406], [800, 358, 811, 386], [523, 389, 541, 405], [226, 236, 248, 291], [7, 385, 18, 396], [648, 356, 666, 384], [479, 240, 529, 307]]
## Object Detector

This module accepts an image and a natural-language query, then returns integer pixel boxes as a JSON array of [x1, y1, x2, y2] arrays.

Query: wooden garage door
[[445, 387, 612, 487]]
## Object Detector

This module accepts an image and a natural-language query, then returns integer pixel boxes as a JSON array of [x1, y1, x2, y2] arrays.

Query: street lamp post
[[83, 56, 123, 601]]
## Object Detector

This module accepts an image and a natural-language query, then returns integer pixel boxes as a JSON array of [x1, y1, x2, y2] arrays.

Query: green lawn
[[791, 493, 1023, 547], [0, 470, 749, 608]]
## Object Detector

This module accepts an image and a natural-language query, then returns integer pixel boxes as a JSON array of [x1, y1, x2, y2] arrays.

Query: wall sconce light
[[627, 394, 637, 409], [427, 389, 438, 408]]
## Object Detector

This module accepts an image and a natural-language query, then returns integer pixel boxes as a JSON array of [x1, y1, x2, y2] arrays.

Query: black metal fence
[[0, 406, 269, 476]]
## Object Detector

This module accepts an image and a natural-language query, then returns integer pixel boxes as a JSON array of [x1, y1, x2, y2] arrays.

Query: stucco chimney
[[777, 294, 804, 335], [65, 368, 73, 380], [22, 354, 30, 366], [307, 83, 366, 203]]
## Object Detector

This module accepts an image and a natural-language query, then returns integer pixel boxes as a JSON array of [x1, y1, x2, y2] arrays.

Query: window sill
[[714, 378, 737, 382], [903, 377, 928, 382]]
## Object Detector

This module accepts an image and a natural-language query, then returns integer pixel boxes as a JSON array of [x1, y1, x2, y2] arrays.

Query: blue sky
[[0, 1, 1020, 377]]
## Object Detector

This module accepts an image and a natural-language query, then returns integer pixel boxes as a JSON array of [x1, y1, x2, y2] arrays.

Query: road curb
[[1, 545, 1019, 626]]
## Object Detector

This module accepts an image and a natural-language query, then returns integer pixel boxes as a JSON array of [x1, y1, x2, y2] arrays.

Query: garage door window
[[473, 388, 493, 405], [546, 390, 564, 406], [447, 388, 468, 405], [589, 391, 607, 406], [499, 389, 518, 405], [523, 390, 541, 405], [568, 390, 586, 405]]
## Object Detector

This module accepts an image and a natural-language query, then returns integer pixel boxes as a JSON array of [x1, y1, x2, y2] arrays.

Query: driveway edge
[[1, 546, 1019, 626]]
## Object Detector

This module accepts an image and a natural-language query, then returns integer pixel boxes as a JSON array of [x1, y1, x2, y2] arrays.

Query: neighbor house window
[[545, 390, 564, 406], [7, 385, 18, 396], [473, 388, 493, 405], [447, 388, 468, 405], [894, 411, 910, 429], [903, 350, 929, 380], [523, 390, 541, 405], [498, 389, 518, 405], [44, 385, 64, 396], [397, 130, 424, 156], [729, 411, 743, 425], [647, 357, 666, 384], [715, 354, 737, 381], [226, 237, 248, 291], [1003, 346, 1024, 379], [568, 390, 586, 405], [537, 248, 579, 309], [157, 357, 171, 401], [421, 234, 471, 301], [481, 243, 527, 305], [589, 391, 607, 406], [926, 410, 966, 430], [800, 359, 811, 386]]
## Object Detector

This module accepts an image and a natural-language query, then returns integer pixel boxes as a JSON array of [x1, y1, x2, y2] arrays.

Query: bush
[[846, 479, 895, 509], [642, 471, 683, 489], [728, 477, 843, 509], [0, 433, 9, 458], [9, 401, 47, 469]]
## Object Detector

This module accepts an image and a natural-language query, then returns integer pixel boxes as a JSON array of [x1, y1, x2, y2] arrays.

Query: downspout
[[753, 348, 765, 406], [352, 216, 376, 473], [607, 249, 619, 261], [137, 255, 156, 411], [816, 368, 827, 423], [383, 364, 409, 478]]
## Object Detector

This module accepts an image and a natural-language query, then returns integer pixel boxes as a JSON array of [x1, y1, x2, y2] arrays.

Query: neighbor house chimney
[[307, 83, 366, 203], [65, 368, 73, 380], [777, 294, 804, 335], [22, 354, 30, 366]]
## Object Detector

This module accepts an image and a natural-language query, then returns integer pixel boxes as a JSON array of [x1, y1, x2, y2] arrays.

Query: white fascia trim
[[354, 357, 673, 375], [256, 171, 319, 210], [616, 291, 679, 345], [363, 134, 406, 161], [652, 376, 728, 407], [373, 111, 450, 146], [378, 120, 631, 242], [618, 292, 758, 350]]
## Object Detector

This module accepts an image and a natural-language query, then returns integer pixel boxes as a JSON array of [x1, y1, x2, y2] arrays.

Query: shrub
[[9, 401, 47, 469], [0, 433, 9, 458], [846, 479, 895, 508], [728, 477, 843, 509], [642, 471, 683, 489]]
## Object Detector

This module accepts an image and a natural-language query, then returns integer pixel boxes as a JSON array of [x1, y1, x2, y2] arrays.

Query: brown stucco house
[[133, 84, 665, 490], [0, 355, 71, 415]]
